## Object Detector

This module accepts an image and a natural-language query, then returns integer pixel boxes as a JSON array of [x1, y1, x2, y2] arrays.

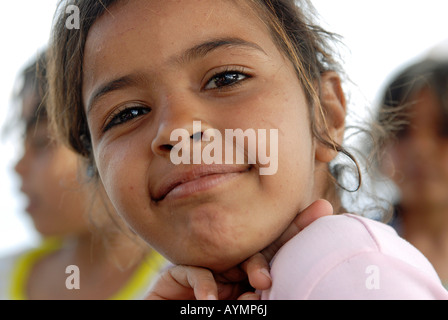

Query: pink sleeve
[[308, 252, 448, 300], [261, 214, 448, 300]]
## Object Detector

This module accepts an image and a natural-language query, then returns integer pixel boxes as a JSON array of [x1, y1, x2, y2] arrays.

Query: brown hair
[[47, 0, 360, 191], [20, 51, 49, 129], [376, 58, 448, 147], [2, 50, 48, 139]]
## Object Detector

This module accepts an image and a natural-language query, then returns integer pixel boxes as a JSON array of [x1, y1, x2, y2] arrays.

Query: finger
[[183, 266, 220, 300], [240, 253, 272, 291], [262, 199, 333, 262], [295, 199, 334, 231], [146, 265, 218, 300], [214, 266, 247, 284], [238, 292, 261, 300]]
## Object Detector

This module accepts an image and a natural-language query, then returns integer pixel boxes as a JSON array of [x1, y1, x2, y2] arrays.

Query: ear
[[378, 144, 397, 180], [314, 71, 347, 163]]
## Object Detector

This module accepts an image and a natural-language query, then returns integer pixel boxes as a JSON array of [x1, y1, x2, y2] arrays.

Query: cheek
[[262, 127, 315, 219], [274, 102, 315, 193], [94, 138, 149, 221], [33, 152, 77, 192], [226, 81, 313, 177], [233, 80, 315, 211]]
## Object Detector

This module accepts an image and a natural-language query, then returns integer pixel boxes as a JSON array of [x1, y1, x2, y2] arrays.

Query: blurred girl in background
[[374, 57, 448, 288], [0, 51, 166, 300]]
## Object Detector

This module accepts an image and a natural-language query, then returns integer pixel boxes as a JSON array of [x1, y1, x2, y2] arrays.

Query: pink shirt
[[262, 214, 448, 300]]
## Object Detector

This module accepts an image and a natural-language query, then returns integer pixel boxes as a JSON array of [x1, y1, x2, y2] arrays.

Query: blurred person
[[0, 51, 167, 300], [373, 57, 448, 287]]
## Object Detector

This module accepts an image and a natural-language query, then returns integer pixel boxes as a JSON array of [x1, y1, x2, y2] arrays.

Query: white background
[[0, 0, 447, 257]]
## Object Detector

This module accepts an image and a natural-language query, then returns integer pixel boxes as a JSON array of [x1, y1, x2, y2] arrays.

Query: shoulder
[[262, 214, 448, 300]]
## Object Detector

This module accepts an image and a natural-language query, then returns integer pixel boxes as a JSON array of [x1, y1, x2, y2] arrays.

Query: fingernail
[[240, 293, 261, 300], [259, 268, 272, 280], [207, 294, 217, 300]]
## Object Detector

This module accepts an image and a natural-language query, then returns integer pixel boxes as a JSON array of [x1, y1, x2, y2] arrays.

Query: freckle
[[129, 186, 134, 191]]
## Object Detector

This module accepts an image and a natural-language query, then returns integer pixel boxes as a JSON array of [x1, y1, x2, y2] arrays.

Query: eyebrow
[[86, 37, 266, 114], [87, 75, 142, 114], [175, 37, 267, 64]]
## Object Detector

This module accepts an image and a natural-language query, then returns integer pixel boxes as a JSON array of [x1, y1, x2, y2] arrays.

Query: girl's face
[[384, 87, 448, 212], [83, 0, 321, 271], [15, 94, 90, 236]]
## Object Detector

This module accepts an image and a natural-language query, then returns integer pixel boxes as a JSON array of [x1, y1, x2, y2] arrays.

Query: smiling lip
[[152, 164, 250, 202]]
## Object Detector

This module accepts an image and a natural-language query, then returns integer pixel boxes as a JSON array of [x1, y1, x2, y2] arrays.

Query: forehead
[[85, 0, 268, 57], [89, 0, 261, 38], [82, 0, 279, 93]]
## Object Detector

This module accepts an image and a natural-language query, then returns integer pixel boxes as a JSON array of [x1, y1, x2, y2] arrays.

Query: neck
[[312, 163, 345, 214], [59, 227, 147, 274]]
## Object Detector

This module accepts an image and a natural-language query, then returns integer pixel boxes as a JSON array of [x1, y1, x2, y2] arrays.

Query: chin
[[165, 238, 253, 273], [190, 253, 249, 273]]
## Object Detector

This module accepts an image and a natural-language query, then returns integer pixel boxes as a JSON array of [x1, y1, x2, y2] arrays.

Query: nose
[[14, 149, 29, 178], [150, 95, 212, 160]]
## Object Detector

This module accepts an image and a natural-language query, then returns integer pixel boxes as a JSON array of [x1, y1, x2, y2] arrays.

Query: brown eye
[[104, 106, 151, 132], [204, 71, 249, 90]]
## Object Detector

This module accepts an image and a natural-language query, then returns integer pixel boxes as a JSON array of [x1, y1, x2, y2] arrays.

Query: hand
[[145, 199, 334, 300]]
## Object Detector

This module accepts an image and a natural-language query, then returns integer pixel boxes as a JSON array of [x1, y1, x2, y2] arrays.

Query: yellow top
[[8, 238, 166, 300]]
